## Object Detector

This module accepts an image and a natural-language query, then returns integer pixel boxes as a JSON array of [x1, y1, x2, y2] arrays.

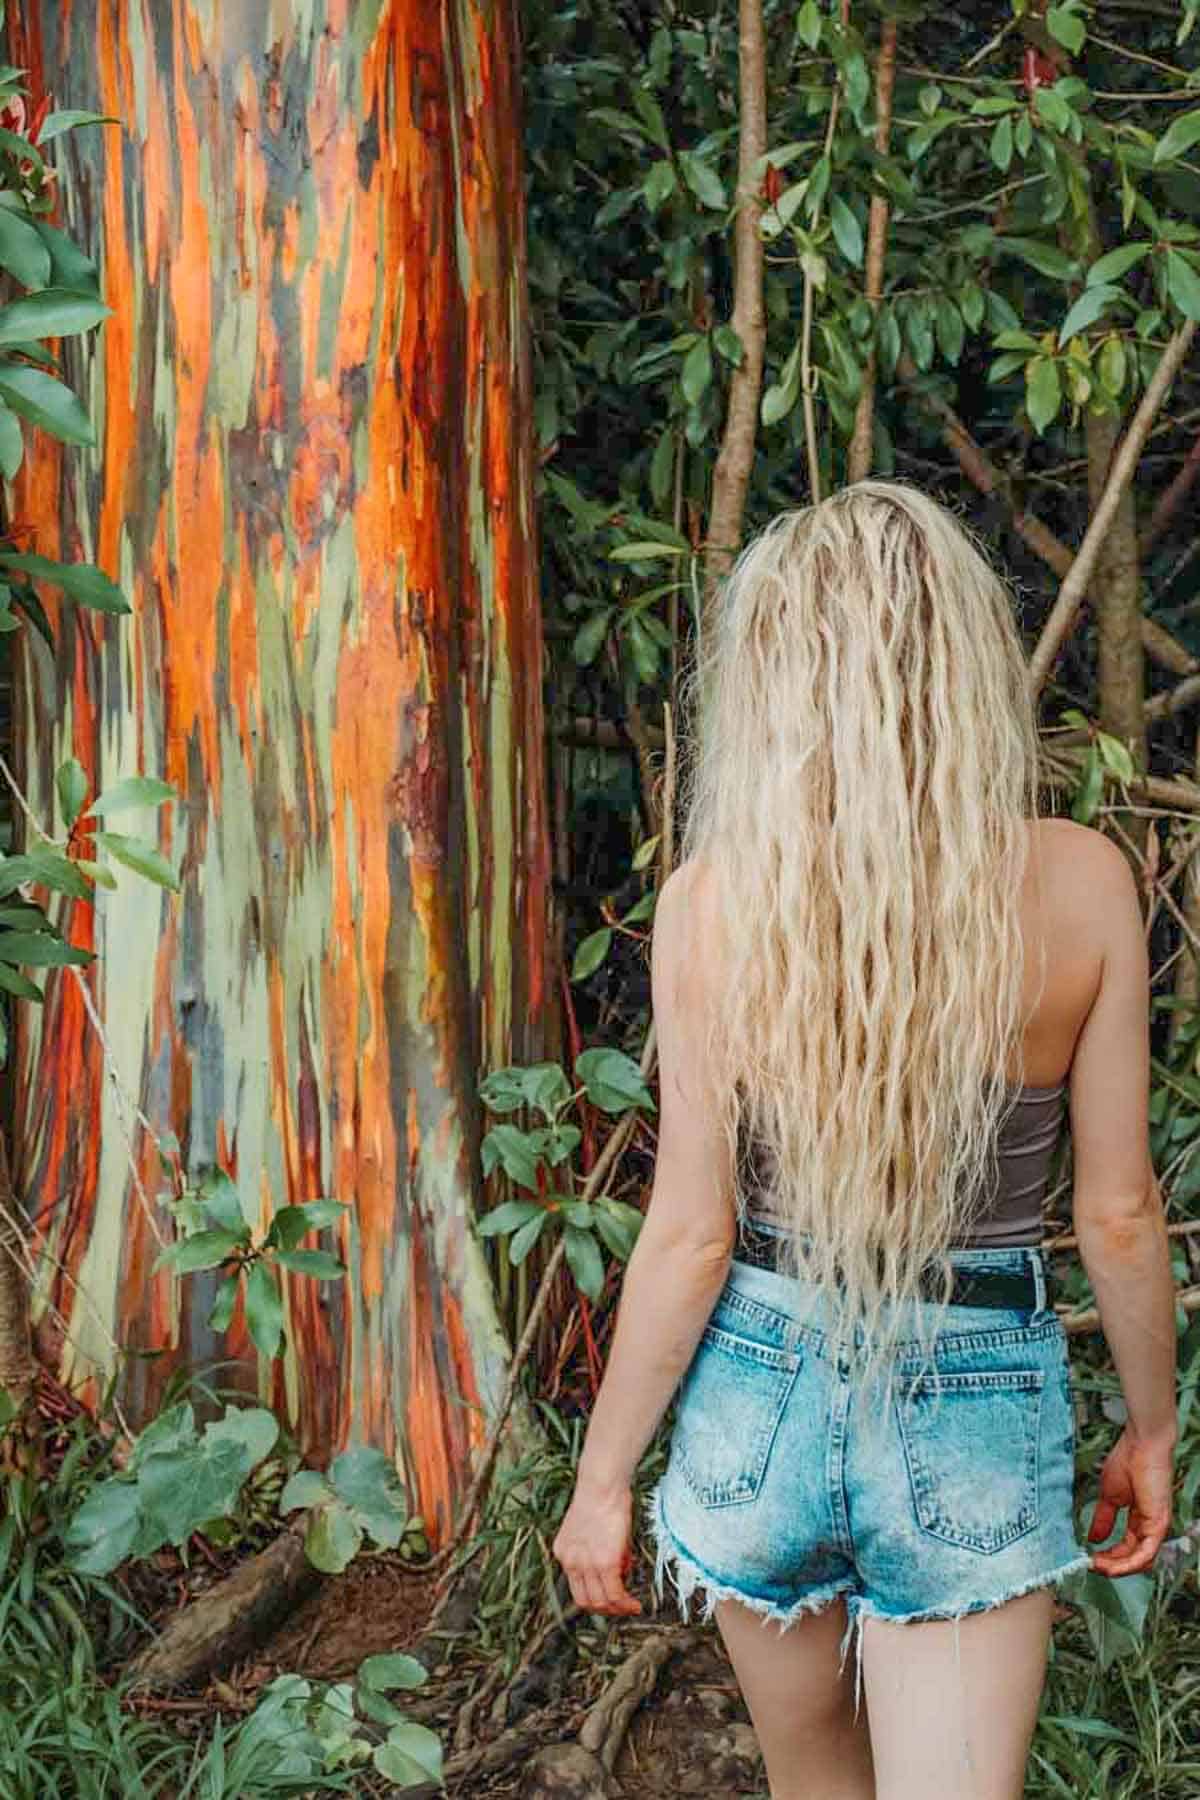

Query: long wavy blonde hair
[[680, 480, 1042, 1368]]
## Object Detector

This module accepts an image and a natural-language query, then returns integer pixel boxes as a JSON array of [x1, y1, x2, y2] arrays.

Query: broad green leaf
[[30, 219, 99, 294], [372, 1723, 444, 1788], [478, 1061, 571, 1118], [1097, 732, 1135, 782], [572, 926, 611, 981], [829, 196, 864, 266], [934, 296, 964, 364], [1071, 747, 1104, 824], [0, 207, 51, 289], [642, 160, 676, 211], [137, 1437, 249, 1547], [1098, 335, 1127, 398], [1086, 244, 1152, 286], [480, 1121, 542, 1189], [1166, 248, 1200, 321], [198, 1167, 245, 1232], [208, 1274, 239, 1333], [0, 550, 124, 611], [608, 541, 685, 563], [0, 405, 21, 479], [990, 114, 1013, 173], [475, 1198, 544, 1237], [0, 288, 110, 346], [329, 1445, 408, 1547], [86, 774, 174, 814], [274, 1248, 345, 1280], [245, 1261, 285, 1359], [563, 1223, 605, 1300], [1025, 357, 1062, 434], [997, 237, 1078, 281], [0, 930, 92, 968], [796, 0, 821, 49], [576, 1045, 656, 1114], [95, 830, 179, 890], [1033, 88, 1074, 135], [154, 1227, 246, 1276], [279, 1469, 334, 1513], [55, 757, 88, 829], [292, 1197, 349, 1229], [632, 834, 660, 872], [204, 1405, 278, 1468], [37, 109, 118, 143], [1154, 107, 1200, 165], [681, 335, 712, 405], [572, 607, 612, 666], [678, 151, 725, 210], [359, 1652, 428, 1692], [1046, 6, 1085, 53], [0, 846, 91, 900], [508, 1209, 548, 1265], [0, 363, 93, 445], [1058, 284, 1120, 346], [63, 1480, 141, 1575], [72, 859, 117, 891], [0, 962, 43, 1001], [713, 325, 744, 368]]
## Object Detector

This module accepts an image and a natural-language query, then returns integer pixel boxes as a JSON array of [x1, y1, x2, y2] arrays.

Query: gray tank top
[[739, 1080, 1068, 1250]]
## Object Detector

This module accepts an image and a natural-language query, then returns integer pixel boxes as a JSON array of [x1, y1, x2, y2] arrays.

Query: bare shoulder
[[654, 857, 726, 980], [1031, 817, 1141, 934]]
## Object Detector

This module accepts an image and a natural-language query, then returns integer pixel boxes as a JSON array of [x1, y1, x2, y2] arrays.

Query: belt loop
[[1031, 1250, 1047, 1315]]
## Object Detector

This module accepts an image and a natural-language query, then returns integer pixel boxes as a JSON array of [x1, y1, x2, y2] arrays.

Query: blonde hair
[[680, 480, 1041, 1372]]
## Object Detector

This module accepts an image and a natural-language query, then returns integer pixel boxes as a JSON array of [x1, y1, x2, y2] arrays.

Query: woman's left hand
[[552, 1479, 643, 1617]]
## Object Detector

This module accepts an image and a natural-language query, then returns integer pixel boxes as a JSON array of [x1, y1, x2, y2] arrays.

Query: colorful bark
[[7, 0, 548, 1544]]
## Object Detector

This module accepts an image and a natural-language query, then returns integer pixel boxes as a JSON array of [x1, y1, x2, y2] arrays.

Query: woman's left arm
[[552, 862, 737, 1616]]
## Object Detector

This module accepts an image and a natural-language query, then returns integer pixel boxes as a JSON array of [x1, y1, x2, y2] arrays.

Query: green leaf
[[1097, 732, 1135, 783], [572, 924, 613, 982], [475, 1198, 543, 1237], [480, 1121, 543, 1189], [1071, 747, 1105, 824], [372, 1723, 444, 1788], [996, 237, 1078, 281], [72, 859, 116, 891], [479, 1061, 571, 1119], [0, 962, 43, 1001], [1047, 6, 1086, 53], [829, 196, 864, 266], [1086, 244, 1152, 286], [305, 1499, 363, 1574], [563, 1224, 605, 1301], [208, 1274, 239, 1334], [990, 114, 1013, 173], [274, 1248, 345, 1280], [154, 1227, 246, 1276], [642, 160, 676, 211], [1033, 87, 1074, 135], [934, 296, 964, 364], [86, 774, 174, 814], [608, 541, 685, 563], [0, 363, 93, 445], [678, 151, 725, 210], [508, 1209, 548, 1265], [0, 550, 125, 611], [796, 0, 821, 49], [0, 930, 92, 968], [1025, 357, 1062, 434], [204, 1405, 279, 1468], [37, 109, 119, 143], [572, 607, 611, 666], [0, 846, 91, 900], [63, 1480, 141, 1576], [279, 1469, 334, 1513], [55, 757, 88, 829], [1166, 248, 1200, 322], [0, 207, 51, 289], [1058, 284, 1120, 346], [0, 288, 110, 347], [245, 1261, 285, 1360], [0, 405, 22, 479], [359, 1652, 428, 1693], [680, 335, 712, 405], [1154, 107, 1200, 165], [329, 1445, 408, 1547], [95, 831, 179, 890], [198, 1168, 245, 1232], [1097, 335, 1126, 400], [576, 1046, 656, 1114]]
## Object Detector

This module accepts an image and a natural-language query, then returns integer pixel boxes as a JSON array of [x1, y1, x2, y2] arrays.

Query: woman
[[552, 482, 1177, 1799]]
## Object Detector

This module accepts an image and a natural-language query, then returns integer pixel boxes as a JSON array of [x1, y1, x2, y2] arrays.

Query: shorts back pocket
[[896, 1368, 1044, 1554], [673, 1324, 800, 1510]]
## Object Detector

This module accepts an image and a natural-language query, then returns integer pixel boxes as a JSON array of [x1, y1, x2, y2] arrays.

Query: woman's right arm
[[1068, 836, 1177, 1577]]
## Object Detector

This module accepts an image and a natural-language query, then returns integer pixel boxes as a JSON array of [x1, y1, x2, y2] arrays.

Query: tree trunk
[[7, 0, 549, 1544], [0, 1128, 34, 1403]]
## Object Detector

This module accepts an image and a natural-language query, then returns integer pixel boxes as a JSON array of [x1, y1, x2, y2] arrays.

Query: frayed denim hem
[[642, 1480, 855, 1636]]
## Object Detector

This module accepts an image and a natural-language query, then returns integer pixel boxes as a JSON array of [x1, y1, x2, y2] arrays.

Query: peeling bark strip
[[7, 1, 549, 1540]]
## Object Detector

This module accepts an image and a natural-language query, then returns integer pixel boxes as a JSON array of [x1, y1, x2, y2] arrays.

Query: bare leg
[[861, 1588, 1053, 1800], [714, 1596, 875, 1800]]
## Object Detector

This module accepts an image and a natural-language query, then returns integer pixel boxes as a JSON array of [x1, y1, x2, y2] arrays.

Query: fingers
[[1090, 1511, 1171, 1577], [555, 1546, 642, 1617], [1087, 1497, 1119, 1543]]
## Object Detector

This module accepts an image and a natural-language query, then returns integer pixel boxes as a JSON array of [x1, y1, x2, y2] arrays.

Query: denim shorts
[[645, 1244, 1090, 1659]]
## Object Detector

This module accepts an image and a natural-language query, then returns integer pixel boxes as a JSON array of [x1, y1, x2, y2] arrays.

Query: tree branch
[[847, 18, 898, 484], [1029, 322, 1198, 692], [704, 0, 767, 611]]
